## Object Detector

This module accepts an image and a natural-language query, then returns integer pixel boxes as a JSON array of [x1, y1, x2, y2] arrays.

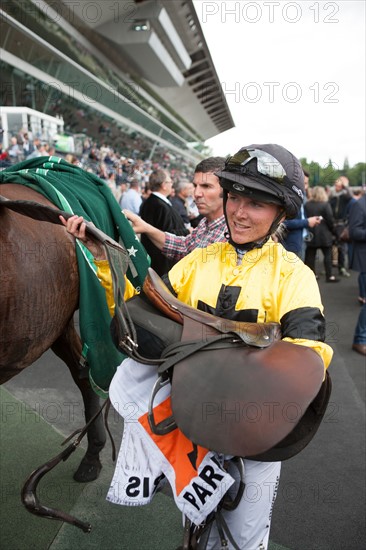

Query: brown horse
[[0, 183, 106, 482]]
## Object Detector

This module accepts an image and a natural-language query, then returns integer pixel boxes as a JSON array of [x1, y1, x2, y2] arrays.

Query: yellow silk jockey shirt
[[96, 239, 333, 372]]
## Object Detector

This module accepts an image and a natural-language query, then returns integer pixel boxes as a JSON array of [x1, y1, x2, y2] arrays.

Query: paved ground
[[1, 267, 365, 549]]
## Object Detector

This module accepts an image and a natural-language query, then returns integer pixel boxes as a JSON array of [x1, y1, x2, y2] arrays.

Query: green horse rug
[[0, 156, 150, 396]]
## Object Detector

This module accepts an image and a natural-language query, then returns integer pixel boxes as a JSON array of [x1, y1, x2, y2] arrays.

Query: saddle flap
[[124, 294, 183, 359], [170, 341, 326, 459], [143, 268, 281, 348]]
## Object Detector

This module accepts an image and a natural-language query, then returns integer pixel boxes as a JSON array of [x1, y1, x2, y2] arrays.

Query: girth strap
[[180, 458, 245, 550]]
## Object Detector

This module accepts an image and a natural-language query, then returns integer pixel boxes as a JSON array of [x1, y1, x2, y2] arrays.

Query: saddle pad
[[171, 340, 326, 458]]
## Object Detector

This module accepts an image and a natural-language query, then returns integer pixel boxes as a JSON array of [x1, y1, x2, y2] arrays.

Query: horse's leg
[[51, 317, 106, 482]]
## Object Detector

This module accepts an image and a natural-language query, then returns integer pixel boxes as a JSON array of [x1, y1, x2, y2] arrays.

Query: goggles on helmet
[[224, 148, 287, 184]]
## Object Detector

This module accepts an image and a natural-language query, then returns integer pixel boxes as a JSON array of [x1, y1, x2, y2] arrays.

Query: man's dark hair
[[195, 156, 226, 174], [149, 169, 168, 191], [303, 169, 310, 178]]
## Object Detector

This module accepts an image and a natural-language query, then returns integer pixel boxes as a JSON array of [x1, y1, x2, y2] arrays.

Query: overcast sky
[[192, 0, 365, 168]]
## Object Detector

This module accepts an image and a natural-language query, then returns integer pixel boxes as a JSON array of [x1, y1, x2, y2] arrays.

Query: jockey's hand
[[59, 214, 106, 261]]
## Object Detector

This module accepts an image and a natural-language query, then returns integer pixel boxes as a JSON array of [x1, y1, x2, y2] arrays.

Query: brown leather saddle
[[0, 195, 331, 461], [119, 269, 330, 461]]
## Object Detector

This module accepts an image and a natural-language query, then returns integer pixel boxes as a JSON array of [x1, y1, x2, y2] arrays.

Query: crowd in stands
[[0, 133, 55, 166], [0, 129, 195, 188], [0, 130, 196, 212]]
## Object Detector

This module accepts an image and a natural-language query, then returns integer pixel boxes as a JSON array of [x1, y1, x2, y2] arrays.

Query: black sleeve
[[280, 307, 326, 341]]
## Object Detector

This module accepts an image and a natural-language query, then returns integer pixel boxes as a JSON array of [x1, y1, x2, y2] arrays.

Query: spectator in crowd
[[282, 208, 322, 258], [26, 140, 48, 159], [304, 186, 339, 282], [344, 188, 363, 268], [88, 144, 99, 161], [141, 182, 151, 202], [116, 165, 129, 185], [120, 181, 128, 197], [98, 162, 109, 181], [329, 176, 352, 277], [303, 169, 309, 192], [120, 179, 142, 213], [124, 157, 227, 262], [282, 170, 321, 258], [44, 144, 56, 157], [131, 159, 145, 183], [106, 170, 120, 201], [171, 179, 193, 229], [65, 154, 80, 165], [0, 128, 9, 161], [139, 169, 189, 275], [21, 132, 34, 156], [349, 191, 366, 355], [7, 136, 22, 162]]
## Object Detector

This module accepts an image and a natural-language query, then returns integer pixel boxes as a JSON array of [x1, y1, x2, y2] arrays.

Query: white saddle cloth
[[106, 358, 234, 525]]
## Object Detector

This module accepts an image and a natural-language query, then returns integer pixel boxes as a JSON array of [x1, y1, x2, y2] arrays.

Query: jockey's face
[[225, 192, 283, 245]]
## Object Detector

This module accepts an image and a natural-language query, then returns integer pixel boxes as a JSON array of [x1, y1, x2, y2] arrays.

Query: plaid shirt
[[162, 215, 227, 260]]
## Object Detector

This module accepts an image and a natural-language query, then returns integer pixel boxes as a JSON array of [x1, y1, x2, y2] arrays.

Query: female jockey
[[61, 143, 333, 550]]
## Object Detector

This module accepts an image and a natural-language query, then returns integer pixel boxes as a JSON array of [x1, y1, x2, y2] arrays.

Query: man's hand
[[308, 216, 322, 228], [59, 214, 106, 260], [123, 210, 166, 250], [123, 209, 149, 234]]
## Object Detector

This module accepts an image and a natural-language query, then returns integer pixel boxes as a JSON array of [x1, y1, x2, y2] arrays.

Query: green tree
[[300, 156, 366, 188], [299, 157, 340, 187], [346, 163, 366, 187], [343, 157, 350, 172]]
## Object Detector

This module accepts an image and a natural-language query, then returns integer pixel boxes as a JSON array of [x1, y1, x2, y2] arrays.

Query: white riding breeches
[[202, 459, 281, 550]]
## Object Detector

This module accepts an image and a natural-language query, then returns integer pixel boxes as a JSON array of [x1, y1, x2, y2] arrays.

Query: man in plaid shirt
[[124, 157, 227, 262]]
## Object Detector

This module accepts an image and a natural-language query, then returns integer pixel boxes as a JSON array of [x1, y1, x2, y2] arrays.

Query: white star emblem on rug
[[127, 246, 138, 257]]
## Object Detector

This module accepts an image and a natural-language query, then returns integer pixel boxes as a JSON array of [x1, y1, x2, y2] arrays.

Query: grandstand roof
[[50, 0, 235, 140]]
